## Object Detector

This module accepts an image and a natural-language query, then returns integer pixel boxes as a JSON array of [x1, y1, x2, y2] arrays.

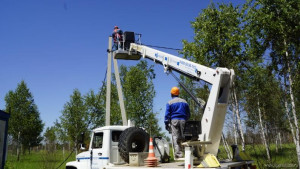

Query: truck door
[[91, 132, 105, 169], [110, 130, 123, 164]]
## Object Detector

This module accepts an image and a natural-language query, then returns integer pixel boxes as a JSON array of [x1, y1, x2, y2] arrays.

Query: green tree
[[182, 2, 247, 150], [4, 80, 44, 160], [54, 119, 69, 150], [89, 61, 161, 136], [57, 89, 88, 149], [178, 76, 209, 121], [85, 90, 105, 129], [99, 82, 122, 125], [44, 126, 57, 151], [120, 61, 162, 136], [246, 0, 300, 164], [243, 64, 285, 161]]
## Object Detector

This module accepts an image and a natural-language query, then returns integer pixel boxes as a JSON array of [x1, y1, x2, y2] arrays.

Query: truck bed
[[106, 161, 254, 169]]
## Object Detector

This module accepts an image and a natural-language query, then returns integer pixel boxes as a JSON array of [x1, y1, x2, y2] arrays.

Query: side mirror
[[80, 132, 86, 150], [80, 144, 86, 150], [80, 132, 85, 144]]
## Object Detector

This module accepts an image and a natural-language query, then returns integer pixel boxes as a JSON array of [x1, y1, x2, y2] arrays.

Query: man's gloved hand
[[165, 123, 170, 131]]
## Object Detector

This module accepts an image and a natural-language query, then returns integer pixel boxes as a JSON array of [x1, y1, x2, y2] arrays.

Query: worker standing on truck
[[165, 87, 190, 158], [112, 26, 123, 51]]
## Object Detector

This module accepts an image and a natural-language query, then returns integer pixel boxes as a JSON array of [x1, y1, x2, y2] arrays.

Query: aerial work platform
[[113, 31, 142, 60], [113, 49, 141, 60]]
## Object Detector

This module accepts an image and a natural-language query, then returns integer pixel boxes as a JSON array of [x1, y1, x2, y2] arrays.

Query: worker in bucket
[[164, 87, 190, 158], [112, 26, 123, 51]]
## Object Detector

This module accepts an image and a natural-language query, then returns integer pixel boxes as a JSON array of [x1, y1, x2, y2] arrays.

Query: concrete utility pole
[[105, 37, 112, 126], [113, 57, 127, 126], [106, 37, 127, 126]]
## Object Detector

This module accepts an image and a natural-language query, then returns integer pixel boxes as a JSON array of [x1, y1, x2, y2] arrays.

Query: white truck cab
[[66, 124, 166, 169], [66, 125, 129, 169]]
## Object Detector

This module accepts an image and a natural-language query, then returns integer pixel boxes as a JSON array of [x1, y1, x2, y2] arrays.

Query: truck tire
[[118, 127, 149, 163]]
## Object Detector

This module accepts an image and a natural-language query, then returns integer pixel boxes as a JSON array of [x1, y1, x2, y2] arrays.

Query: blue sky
[[0, 0, 243, 132]]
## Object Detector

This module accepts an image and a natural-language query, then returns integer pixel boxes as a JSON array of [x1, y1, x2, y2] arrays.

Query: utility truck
[[66, 32, 253, 169]]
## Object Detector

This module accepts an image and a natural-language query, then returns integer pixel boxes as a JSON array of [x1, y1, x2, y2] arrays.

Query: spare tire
[[118, 127, 149, 163]]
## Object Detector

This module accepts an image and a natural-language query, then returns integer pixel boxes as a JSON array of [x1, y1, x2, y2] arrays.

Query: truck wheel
[[118, 127, 149, 163]]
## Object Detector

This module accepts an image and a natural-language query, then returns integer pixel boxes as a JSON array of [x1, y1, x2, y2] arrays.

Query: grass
[[4, 144, 299, 169], [218, 144, 298, 168], [5, 150, 76, 169]]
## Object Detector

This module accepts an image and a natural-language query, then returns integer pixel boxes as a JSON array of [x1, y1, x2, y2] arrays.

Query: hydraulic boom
[[114, 32, 234, 157]]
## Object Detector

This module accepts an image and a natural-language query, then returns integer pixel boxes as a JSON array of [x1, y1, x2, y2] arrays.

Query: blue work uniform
[[165, 96, 190, 158], [165, 96, 190, 123]]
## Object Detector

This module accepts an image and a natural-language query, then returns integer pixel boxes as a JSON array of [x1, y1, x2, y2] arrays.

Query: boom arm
[[129, 43, 216, 84], [114, 41, 234, 156]]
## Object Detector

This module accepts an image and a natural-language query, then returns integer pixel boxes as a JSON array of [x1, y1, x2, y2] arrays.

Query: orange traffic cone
[[144, 137, 158, 167]]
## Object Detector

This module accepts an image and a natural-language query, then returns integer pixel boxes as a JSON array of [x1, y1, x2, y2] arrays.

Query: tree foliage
[[98, 82, 122, 125], [57, 89, 89, 147], [182, 3, 245, 68], [243, 64, 285, 133], [85, 90, 105, 129], [180, 1, 300, 158], [243, 0, 300, 164], [178, 76, 209, 120], [55, 60, 162, 144], [181, 3, 248, 149], [181, 2, 247, 111], [44, 126, 57, 149], [120, 60, 162, 136], [5, 80, 44, 153]]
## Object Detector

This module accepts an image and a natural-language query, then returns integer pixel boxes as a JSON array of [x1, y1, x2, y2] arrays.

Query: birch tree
[[182, 2, 247, 150], [247, 0, 300, 165], [243, 64, 283, 160]]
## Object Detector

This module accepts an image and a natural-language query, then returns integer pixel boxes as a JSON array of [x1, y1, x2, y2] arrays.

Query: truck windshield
[[92, 132, 103, 148]]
